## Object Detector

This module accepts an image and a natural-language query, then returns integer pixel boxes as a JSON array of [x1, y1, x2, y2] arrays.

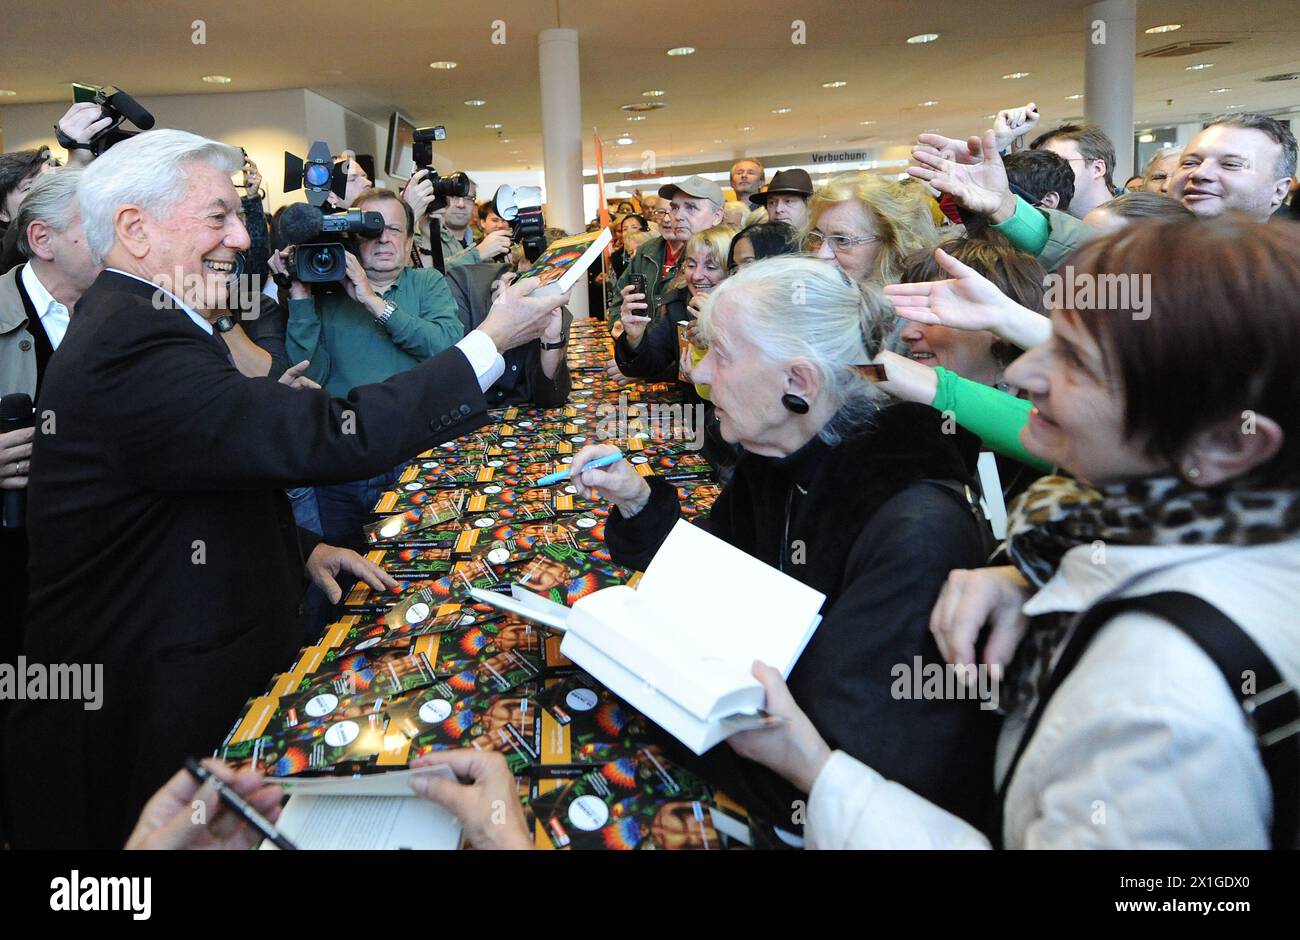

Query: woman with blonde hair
[[805, 170, 940, 285], [614, 223, 736, 384]]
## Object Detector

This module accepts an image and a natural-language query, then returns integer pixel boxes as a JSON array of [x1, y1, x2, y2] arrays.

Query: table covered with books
[[215, 319, 784, 850]]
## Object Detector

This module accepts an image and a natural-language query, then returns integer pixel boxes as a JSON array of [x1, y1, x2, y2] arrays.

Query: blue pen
[[534, 451, 624, 487]]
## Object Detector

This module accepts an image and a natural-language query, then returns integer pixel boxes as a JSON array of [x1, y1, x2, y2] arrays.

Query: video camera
[[275, 204, 384, 283], [411, 126, 470, 214], [493, 184, 546, 262], [284, 140, 349, 208], [59, 83, 156, 157]]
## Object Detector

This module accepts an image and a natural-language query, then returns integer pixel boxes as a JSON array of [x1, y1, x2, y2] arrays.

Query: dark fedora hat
[[748, 168, 814, 207]]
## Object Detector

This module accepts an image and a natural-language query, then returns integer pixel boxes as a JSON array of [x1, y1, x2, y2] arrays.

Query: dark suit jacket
[[3, 271, 490, 848]]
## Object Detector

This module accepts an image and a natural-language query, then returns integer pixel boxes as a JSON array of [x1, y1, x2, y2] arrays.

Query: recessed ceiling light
[[918, 100, 939, 107], [713, 138, 724, 143], [859, 120, 877, 126], [484, 122, 502, 129], [1209, 87, 1231, 94], [1065, 93, 1085, 100], [642, 89, 666, 97], [429, 61, 458, 69], [666, 46, 695, 56], [1138, 133, 1156, 143], [499, 138, 513, 143], [1145, 23, 1182, 34], [0, 90, 17, 97], [464, 99, 487, 106], [202, 75, 232, 84], [906, 33, 940, 44], [1226, 103, 1244, 109], [620, 102, 666, 112], [771, 107, 792, 114], [616, 136, 634, 145], [1185, 63, 1214, 71], [738, 125, 753, 131], [822, 81, 847, 89], [627, 115, 646, 121], [1002, 72, 1030, 80]]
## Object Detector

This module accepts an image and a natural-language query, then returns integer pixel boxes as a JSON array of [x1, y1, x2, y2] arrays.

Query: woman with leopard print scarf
[[724, 216, 1300, 848]]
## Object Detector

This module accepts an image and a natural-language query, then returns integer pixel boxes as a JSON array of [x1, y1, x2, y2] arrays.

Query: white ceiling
[[1, 0, 1298, 172]]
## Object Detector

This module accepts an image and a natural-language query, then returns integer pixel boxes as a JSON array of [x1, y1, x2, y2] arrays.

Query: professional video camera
[[57, 83, 156, 157], [493, 184, 546, 262], [411, 125, 471, 214], [275, 203, 384, 283]]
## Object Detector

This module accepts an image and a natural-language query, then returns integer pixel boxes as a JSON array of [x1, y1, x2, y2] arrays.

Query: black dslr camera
[[58, 83, 156, 157], [411, 126, 471, 213]]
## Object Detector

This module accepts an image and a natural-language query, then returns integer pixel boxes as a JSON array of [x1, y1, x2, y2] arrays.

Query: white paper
[[265, 793, 462, 850]]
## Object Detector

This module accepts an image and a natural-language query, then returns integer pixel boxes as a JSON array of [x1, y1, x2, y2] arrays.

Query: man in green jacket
[[278, 186, 465, 552]]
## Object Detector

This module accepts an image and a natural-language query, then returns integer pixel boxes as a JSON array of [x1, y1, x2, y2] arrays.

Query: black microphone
[[276, 203, 324, 245], [105, 88, 155, 130], [1, 393, 34, 530]]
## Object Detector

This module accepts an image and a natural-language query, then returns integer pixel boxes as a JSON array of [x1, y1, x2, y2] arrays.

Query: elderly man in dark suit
[[2, 129, 567, 848]]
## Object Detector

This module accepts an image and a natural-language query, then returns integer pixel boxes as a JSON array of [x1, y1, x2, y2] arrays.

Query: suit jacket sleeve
[[90, 301, 489, 491]]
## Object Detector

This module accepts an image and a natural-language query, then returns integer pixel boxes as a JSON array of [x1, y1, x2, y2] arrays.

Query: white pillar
[[538, 28, 588, 317], [1084, 0, 1137, 183]]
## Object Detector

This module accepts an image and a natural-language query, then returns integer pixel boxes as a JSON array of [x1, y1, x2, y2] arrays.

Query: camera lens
[[308, 247, 336, 276]]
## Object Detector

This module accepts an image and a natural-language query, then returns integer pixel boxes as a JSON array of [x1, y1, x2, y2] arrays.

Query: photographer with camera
[[276, 186, 465, 552], [406, 171, 511, 268]]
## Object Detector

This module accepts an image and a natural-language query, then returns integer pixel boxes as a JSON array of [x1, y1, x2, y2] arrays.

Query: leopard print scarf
[[996, 474, 1300, 715]]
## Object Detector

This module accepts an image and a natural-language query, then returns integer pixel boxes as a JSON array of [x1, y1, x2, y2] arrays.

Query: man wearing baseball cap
[[748, 168, 814, 229], [609, 175, 724, 330]]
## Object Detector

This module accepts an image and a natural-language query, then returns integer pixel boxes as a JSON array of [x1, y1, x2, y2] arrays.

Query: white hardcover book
[[471, 520, 826, 754]]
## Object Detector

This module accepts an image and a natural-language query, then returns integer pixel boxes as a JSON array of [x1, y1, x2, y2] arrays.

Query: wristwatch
[[540, 337, 566, 350], [375, 299, 397, 326]]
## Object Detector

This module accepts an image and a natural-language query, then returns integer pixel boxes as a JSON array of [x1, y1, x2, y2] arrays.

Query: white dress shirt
[[21, 262, 71, 349]]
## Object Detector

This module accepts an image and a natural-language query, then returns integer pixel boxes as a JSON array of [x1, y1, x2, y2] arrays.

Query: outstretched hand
[[910, 129, 1015, 221]]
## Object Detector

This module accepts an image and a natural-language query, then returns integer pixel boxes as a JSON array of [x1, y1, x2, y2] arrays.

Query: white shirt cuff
[[456, 330, 506, 393]]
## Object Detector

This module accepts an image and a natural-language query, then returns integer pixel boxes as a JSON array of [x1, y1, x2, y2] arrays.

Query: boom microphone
[[276, 203, 324, 245], [103, 87, 155, 130]]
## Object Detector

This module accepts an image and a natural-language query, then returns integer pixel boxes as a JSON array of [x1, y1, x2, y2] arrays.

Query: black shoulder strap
[[921, 479, 996, 556], [995, 591, 1298, 848]]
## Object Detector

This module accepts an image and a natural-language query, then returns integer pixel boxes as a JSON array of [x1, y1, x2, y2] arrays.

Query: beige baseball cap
[[657, 175, 725, 210]]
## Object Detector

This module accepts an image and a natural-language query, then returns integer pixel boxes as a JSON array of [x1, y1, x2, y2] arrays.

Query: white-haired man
[[3, 129, 568, 848]]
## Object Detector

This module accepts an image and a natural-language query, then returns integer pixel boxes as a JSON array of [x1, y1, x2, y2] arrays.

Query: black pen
[[183, 756, 298, 851]]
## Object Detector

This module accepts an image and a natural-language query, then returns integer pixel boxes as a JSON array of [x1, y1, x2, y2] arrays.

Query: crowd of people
[[0, 95, 1297, 850]]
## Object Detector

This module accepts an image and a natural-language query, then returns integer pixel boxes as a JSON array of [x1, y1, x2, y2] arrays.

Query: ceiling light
[[202, 75, 232, 84], [1065, 93, 1085, 100], [918, 100, 939, 107], [0, 89, 18, 96], [642, 89, 666, 97], [738, 125, 753, 131], [713, 138, 724, 143], [1138, 133, 1156, 143], [771, 107, 792, 114], [429, 61, 458, 69], [1209, 87, 1231, 94], [464, 99, 487, 106], [822, 81, 847, 89], [1002, 72, 1030, 80], [620, 102, 666, 112], [666, 46, 695, 56], [906, 33, 940, 44], [616, 136, 633, 145], [627, 115, 646, 121], [1185, 63, 1214, 71], [484, 122, 502, 129], [1145, 24, 1182, 34], [859, 120, 876, 126]]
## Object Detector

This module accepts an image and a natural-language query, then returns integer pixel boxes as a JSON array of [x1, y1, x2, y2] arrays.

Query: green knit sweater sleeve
[[991, 195, 1050, 256], [930, 366, 1051, 471]]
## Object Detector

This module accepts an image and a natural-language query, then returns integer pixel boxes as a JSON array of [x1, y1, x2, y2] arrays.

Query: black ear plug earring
[[781, 393, 809, 414]]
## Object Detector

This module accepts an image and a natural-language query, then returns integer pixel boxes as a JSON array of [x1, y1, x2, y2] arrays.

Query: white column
[[538, 27, 588, 317], [1084, 0, 1137, 183]]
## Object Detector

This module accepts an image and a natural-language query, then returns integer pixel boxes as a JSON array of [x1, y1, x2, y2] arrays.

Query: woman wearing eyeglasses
[[803, 171, 941, 285]]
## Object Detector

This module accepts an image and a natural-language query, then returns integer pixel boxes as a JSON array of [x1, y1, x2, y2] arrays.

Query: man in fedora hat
[[748, 168, 814, 229]]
